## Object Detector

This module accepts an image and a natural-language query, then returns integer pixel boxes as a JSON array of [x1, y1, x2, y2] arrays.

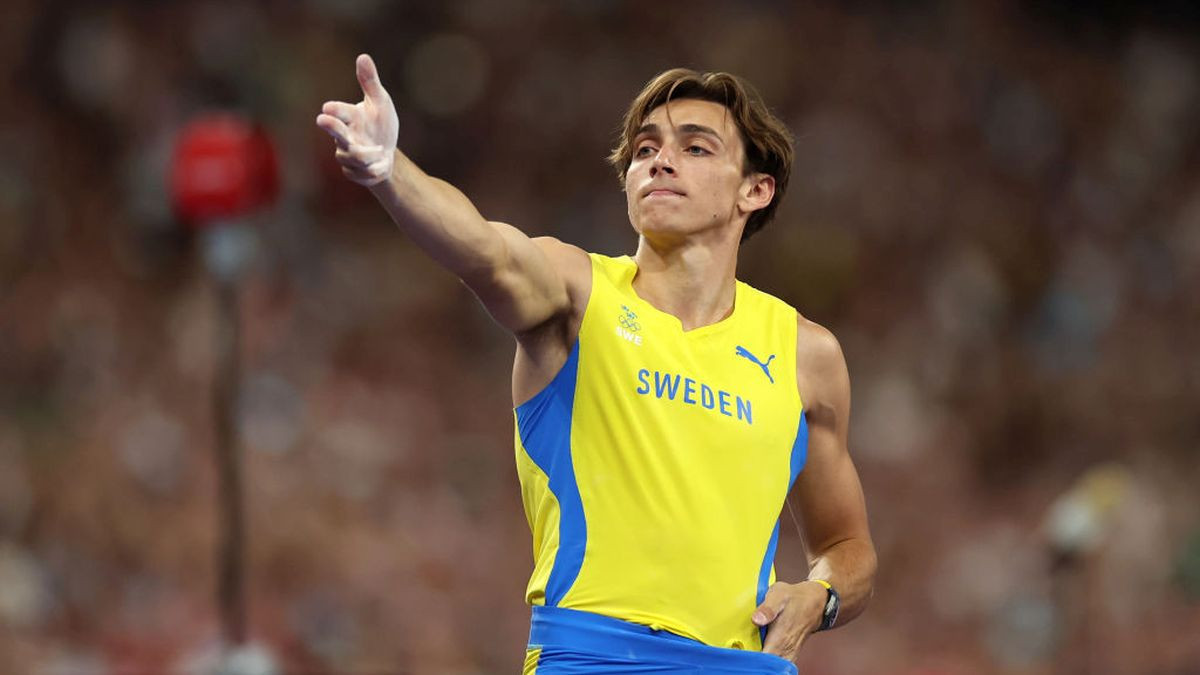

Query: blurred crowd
[[1, 1, 1199, 673]]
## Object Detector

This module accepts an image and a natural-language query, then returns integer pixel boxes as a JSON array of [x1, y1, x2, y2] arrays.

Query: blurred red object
[[170, 114, 279, 227]]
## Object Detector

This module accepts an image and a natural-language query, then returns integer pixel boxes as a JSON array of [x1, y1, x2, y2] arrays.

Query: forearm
[[806, 536, 876, 625], [318, 56, 572, 334], [369, 148, 505, 284]]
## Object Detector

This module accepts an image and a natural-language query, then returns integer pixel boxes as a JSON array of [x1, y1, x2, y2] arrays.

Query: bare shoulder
[[530, 235, 591, 272], [794, 313, 851, 412], [530, 236, 592, 307]]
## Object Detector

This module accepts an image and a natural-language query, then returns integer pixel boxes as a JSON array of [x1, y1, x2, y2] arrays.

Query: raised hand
[[315, 54, 399, 187]]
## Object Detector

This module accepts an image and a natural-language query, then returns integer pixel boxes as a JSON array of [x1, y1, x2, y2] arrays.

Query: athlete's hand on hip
[[752, 580, 827, 663], [315, 54, 399, 187]]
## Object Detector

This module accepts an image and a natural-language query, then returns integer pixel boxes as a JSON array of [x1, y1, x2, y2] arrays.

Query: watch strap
[[810, 579, 839, 632]]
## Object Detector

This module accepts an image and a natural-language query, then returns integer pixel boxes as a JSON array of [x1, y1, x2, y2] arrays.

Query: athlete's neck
[[631, 236, 740, 331]]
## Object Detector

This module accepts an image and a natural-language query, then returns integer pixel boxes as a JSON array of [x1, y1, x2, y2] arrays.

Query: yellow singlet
[[514, 253, 808, 652]]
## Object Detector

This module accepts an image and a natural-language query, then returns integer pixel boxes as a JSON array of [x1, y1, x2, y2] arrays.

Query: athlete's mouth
[[642, 187, 685, 199]]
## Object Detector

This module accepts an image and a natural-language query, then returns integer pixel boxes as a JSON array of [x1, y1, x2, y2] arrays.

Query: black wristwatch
[[811, 579, 840, 632]]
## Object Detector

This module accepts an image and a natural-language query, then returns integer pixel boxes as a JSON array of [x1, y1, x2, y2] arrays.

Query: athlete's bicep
[[790, 321, 871, 557], [464, 222, 588, 335]]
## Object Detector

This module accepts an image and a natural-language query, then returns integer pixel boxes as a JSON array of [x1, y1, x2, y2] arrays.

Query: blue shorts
[[525, 605, 798, 674]]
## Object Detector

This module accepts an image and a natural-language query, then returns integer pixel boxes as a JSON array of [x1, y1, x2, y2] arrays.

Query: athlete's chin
[[635, 221, 696, 244], [634, 213, 700, 236]]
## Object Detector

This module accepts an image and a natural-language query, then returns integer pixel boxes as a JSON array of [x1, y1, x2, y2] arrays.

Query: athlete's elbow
[[854, 540, 879, 614]]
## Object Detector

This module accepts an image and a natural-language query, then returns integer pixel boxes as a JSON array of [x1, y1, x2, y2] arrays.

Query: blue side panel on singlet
[[755, 413, 810, 643], [516, 341, 587, 606]]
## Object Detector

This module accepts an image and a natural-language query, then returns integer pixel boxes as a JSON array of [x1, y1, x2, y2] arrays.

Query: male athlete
[[317, 55, 876, 673]]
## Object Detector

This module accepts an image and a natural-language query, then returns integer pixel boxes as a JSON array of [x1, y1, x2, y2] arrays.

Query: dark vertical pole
[[213, 276, 246, 645]]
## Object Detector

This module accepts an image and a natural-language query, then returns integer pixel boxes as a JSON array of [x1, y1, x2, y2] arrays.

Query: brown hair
[[608, 68, 794, 241]]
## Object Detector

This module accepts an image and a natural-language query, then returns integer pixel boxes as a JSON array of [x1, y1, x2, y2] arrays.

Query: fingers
[[335, 144, 387, 171], [315, 54, 395, 188], [334, 141, 391, 187], [755, 583, 797, 657], [761, 621, 802, 657], [755, 582, 824, 662], [317, 102, 390, 184], [340, 160, 390, 187], [322, 100, 358, 125], [315, 113, 353, 149], [753, 583, 788, 626], [356, 53, 388, 102], [761, 623, 784, 655], [760, 604, 805, 659]]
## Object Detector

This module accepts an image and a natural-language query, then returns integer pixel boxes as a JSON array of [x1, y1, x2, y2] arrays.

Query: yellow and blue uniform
[[515, 254, 807, 673]]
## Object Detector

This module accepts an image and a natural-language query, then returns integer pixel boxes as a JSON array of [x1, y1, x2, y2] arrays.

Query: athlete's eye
[[685, 145, 710, 156], [635, 144, 657, 158]]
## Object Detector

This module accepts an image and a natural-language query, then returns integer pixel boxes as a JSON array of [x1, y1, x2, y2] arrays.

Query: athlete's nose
[[649, 149, 676, 177]]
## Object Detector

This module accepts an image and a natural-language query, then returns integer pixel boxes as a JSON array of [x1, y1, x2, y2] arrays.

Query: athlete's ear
[[738, 173, 775, 216]]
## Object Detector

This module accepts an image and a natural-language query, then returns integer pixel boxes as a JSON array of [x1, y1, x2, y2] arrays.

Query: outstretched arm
[[753, 318, 877, 663], [315, 54, 583, 335]]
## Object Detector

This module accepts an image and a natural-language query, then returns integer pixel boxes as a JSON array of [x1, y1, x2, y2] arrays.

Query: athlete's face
[[624, 99, 774, 243]]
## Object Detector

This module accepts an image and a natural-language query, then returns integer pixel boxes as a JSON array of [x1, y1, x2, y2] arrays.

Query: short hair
[[608, 68, 794, 241]]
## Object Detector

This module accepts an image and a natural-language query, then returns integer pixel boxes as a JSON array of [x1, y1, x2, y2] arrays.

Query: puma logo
[[735, 346, 775, 384]]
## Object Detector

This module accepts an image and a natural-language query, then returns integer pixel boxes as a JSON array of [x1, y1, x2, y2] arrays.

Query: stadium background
[[1, 0, 1199, 672]]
